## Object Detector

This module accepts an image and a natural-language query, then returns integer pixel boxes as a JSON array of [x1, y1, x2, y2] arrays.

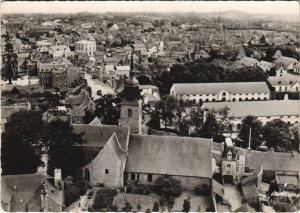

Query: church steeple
[[123, 46, 140, 102], [120, 45, 142, 135]]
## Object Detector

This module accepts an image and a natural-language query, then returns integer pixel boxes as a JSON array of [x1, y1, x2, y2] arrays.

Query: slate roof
[[172, 82, 270, 95], [1, 106, 28, 118], [72, 124, 129, 150], [268, 73, 300, 86], [276, 173, 299, 186], [1, 174, 45, 211], [125, 135, 212, 178], [275, 56, 298, 70], [70, 108, 85, 117], [245, 150, 300, 172], [202, 100, 299, 118], [242, 184, 259, 199]]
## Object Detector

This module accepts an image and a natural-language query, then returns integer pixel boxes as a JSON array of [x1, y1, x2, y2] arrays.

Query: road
[[83, 72, 115, 99]]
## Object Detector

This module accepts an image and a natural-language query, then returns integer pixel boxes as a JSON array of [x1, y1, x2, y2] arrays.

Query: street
[[83, 72, 115, 99]]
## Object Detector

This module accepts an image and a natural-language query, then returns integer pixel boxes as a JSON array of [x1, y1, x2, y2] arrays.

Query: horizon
[[1, 1, 299, 15]]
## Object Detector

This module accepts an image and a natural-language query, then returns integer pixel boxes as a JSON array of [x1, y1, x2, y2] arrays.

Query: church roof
[[72, 124, 129, 150], [125, 135, 212, 178]]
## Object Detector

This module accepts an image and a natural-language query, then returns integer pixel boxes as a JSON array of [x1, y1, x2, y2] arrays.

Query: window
[[236, 165, 239, 172], [85, 168, 90, 181], [105, 169, 109, 174], [128, 109, 132, 117], [147, 174, 153, 182], [131, 173, 135, 181], [222, 92, 226, 96], [227, 164, 231, 168], [232, 98, 236, 102], [236, 155, 239, 160]]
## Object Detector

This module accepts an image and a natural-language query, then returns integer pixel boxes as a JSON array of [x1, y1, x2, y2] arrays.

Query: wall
[[120, 102, 142, 135], [125, 172, 211, 190], [83, 144, 124, 188]]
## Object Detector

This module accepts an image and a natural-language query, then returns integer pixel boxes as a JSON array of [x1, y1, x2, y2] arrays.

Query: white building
[[36, 40, 52, 53], [49, 45, 71, 59], [75, 40, 96, 57], [170, 82, 271, 104], [268, 73, 300, 92], [202, 100, 300, 134]]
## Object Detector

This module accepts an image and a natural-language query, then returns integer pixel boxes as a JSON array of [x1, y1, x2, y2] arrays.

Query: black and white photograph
[[1, 1, 300, 212]]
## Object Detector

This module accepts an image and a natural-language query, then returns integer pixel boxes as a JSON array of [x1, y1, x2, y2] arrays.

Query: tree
[[137, 203, 142, 211], [1, 41, 18, 84], [153, 175, 182, 198], [83, 110, 95, 124], [92, 188, 117, 211], [263, 119, 292, 152], [200, 110, 219, 139], [155, 95, 178, 128], [3, 110, 44, 146], [42, 119, 85, 177], [152, 201, 159, 212], [1, 132, 43, 175], [182, 199, 191, 212], [137, 74, 153, 85], [94, 94, 122, 125], [147, 110, 161, 130], [189, 105, 204, 136], [238, 116, 263, 149]]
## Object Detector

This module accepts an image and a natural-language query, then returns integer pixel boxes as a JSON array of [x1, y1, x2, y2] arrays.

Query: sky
[[1, 1, 299, 15]]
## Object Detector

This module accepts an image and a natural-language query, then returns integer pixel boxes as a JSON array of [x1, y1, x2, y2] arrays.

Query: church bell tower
[[119, 46, 142, 135]]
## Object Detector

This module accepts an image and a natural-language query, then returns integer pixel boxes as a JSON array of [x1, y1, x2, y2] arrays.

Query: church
[[73, 50, 214, 190]]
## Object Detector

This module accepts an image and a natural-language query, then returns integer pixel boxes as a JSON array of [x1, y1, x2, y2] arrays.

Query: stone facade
[[125, 172, 211, 190], [82, 134, 126, 188], [120, 101, 142, 135]]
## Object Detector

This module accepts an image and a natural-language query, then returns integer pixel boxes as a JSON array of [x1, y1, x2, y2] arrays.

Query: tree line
[[153, 59, 268, 94], [148, 95, 295, 152]]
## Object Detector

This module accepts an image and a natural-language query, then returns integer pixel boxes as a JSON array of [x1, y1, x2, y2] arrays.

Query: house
[[75, 40, 96, 57], [221, 138, 246, 183], [202, 100, 300, 133], [52, 69, 68, 92], [49, 45, 71, 59], [275, 56, 298, 76], [70, 108, 85, 124], [104, 57, 118, 66], [1, 170, 64, 212], [170, 82, 270, 104], [275, 170, 300, 192], [36, 40, 52, 53], [139, 84, 161, 107], [268, 73, 300, 92], [211, 59, 235, 71], [257, 61, 275, 72]]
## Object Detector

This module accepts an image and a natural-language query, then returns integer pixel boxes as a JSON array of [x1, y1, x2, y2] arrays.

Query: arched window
[[128, 109, 132, 117], [251, 98, 255, 101], [232, 98, 236, 102], [245, 98, 249, 101], [212, 99, 216, 102], [192, 99, 196, 104], [239, 98, 242, 101], [222, 97, 226, 101], [264, 97, 267, 100], [258, 98, 261, 101], [206, 98, 209, 102], [84, 168, 90, 181], [222, 92, 226, 96]]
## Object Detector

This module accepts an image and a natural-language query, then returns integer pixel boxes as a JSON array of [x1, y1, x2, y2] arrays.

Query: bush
[[152, 201, 159, 211], [183, 199, 191, 212], [153, 175, 182, 198], [193, 184, 210, 196], [64, 185, 81, 206], [132, 184, 151, 195], [122, 200, 133, 211], [126, 185, 133, 193], [92, 188, 117, 211], [272, 203, 292, 212]]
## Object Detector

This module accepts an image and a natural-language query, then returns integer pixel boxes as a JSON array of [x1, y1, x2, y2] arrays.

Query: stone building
[[75, 40, 96, 57], [170, 82, 270, 103]]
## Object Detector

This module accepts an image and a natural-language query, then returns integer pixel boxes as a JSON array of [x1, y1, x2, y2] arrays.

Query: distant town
[[1, 8, 300, 212]]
